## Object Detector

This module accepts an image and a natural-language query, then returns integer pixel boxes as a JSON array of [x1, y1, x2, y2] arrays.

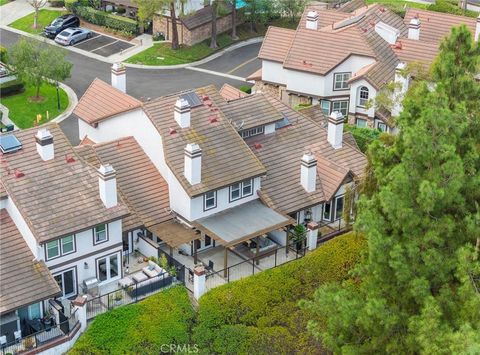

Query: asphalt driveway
[[72, 32, 134, 57]]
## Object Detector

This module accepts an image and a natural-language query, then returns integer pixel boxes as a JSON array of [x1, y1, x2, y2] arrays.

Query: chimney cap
[[98, 164, 116, 177], [185, 143, 201, 154], [396, 61, 407, 70], [329, 111, 344, 122], [111, 62, 125, 72], [307, 10, 318, 19], [301, 151, 317, 163], [36, 128, 52, 140], [175, 97, 190, 110], [409, 17, 421, 26]]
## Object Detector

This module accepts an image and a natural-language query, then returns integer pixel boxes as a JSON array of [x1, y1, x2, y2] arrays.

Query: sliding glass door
[[54, 268, 76, 298], [96, 253, 120, 282]]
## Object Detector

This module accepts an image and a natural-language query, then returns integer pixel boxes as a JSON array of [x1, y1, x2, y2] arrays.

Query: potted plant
[[23, 336, 35, 350], [169, 266, 177, 282], [291, 224, 307, 251], [159, 254, 169, 271], [114, 290, 123, 306]]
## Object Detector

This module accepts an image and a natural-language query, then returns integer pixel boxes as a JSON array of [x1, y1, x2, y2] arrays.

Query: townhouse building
[[251, 4, 480, 132]]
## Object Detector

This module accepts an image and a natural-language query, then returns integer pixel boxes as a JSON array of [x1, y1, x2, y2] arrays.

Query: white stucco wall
[[262, 60, 287, 85], [349, 79, 377, 118]]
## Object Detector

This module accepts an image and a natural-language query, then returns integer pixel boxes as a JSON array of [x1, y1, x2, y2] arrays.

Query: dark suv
[[44, 14, 80, 39]]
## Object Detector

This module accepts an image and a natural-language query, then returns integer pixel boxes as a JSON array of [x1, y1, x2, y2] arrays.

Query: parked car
[[55, 28, 92, 46], [44, 14, 80, 39]]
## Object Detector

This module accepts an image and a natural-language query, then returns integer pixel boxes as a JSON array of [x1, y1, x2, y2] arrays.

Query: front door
[[54, 268, 76, 298]]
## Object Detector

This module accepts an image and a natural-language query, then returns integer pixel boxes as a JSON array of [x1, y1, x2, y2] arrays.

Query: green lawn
[[9, 9, 65, 34], [126, 19, 298, 66], [69, 286, 195, 354], [0, 0, 11, 6], [2, 84, 68, 129], [366, 0, 477, 18]]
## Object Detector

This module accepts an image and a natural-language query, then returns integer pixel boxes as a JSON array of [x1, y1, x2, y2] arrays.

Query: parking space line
[[72, 34, 100, 47], [90, 40, 119, 53]]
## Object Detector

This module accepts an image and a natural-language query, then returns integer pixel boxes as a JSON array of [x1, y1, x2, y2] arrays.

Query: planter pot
[[114, 300, 123, 306]]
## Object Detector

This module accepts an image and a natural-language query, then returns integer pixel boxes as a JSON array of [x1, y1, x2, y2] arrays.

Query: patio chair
[[14, 330, 21, 343], [208, 260, 214, 271], [0, 335, 6, 348]]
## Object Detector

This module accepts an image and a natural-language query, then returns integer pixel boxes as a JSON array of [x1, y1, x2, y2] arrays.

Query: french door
[[97, 253, 120, 282], [54, 268, 76, 298]]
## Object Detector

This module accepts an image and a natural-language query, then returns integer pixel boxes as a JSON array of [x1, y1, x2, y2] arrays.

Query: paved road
[[0, 29, 262, 144]]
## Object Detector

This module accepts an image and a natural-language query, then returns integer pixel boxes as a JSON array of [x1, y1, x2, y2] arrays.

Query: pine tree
[[301, 26, 480, 354]]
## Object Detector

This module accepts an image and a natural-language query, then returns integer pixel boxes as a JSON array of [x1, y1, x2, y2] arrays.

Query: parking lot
[[71, 32, 134, 57]]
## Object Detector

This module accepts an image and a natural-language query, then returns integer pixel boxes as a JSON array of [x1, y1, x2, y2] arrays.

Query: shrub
[[70, 286, 194, 354], [0, 46, 7, 63], [428, 0, 478, 18], [48, 0, 65, 7], [64, 0, 77, 11], [344, 124, 381, 153], [193, 232, 366, 354], [0, 79, 25, 97], [239, 85, 251, 94], [74, 6, 138, 34]]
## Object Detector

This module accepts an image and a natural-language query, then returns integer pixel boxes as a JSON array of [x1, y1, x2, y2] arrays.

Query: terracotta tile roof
[[392, 39, 439, 68], [246, 68, 262, 81], [74, 78, 142, 125], [85, 137, 172, 231], [218, 94, 284, 130], [79, 135, 95, 146], [143, 85, 266, 197], [339, 0, 367, 13], [404, 8, 477, 44], [182, 4, 233, 30], [0, 209, 61, 314], [298, 105, 327, 127], [219, 83, 247, 102], [315, 155, 351, 201], [0, 183, 7, 199], [246, 94, 367, 214], [258, 27, 296, 63], [0, 123, 130, 243]]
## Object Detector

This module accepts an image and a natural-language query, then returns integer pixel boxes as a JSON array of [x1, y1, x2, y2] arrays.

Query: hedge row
[[0, 79, 25, 98], [344, 124, 381, 153], [193, 232, 366, 354], [71, 4, 138, 35], [69, 286, 194, 354]]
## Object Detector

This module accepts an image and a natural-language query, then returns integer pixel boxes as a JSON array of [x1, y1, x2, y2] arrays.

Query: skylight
[[275, 114, 291, 129], [0, 134, 22, 154], [180, 92, 202, 108]]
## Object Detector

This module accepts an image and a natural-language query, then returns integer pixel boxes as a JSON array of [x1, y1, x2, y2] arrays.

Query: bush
[[64, 0, 77, 11], [239, 85, 252, 94], [344, 124, 381, 153], [193, 232, 366, 354], [0, 46, 7, 63], [48, 0, 65, 7], [74, 6, 138, 34], [428, 0, 478, 18], [70, 286, 194, 354], [0, 79, 25, 97]]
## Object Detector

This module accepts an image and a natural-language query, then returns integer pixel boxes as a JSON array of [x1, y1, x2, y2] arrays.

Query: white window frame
[[377, 121, 387, 132], [241, 126, 264, 139], [323, 201, 332, 221], [320, 100, 331, 115], [358, 86, 369, 107], [46, 235, 76, 260], [229, 179, 254, 202], [334, 195, 345, 221], [61, 235, 75, 255], [96, 253, 120, 283], [332, 100, 349, 117], [356, 118, 367, 128], [53, 268, 77, 298], [94, 224, 108, 245], [204, 191, 217, 210], [46, 240, 60, 260], [334, 72, 351, 90]]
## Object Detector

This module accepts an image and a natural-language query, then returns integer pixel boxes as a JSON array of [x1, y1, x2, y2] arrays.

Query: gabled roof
[[74, 78, 142, 125], [258, 27, 296, 63], [244, 94, 366, 214], [218, 93, 284, 130], [404, 8, 477, 44], [0, 124, 129, 243], [339, 0, 367, 13], [219, 83, 248, 102], [0, 209, 61, 315], [143, 85, 266, 197], [181, 4, 233, 30], [391, 38, 439, 68], [76, 137, 171, 232]]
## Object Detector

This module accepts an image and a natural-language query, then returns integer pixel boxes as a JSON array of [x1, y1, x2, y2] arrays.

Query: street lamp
[[56, 81, 60, 110]]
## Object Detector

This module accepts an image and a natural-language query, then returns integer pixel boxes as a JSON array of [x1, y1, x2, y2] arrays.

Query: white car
[[55, 27, 92, 46]]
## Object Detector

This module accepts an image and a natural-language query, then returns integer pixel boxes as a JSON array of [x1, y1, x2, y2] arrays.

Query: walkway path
[[0, 0, 33, 26]]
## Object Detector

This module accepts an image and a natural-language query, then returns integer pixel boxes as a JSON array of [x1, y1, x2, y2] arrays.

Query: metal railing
[[0, 313, 79, 355]]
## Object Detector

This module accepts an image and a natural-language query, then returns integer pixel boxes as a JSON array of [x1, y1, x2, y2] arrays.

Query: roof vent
[[169, 127, 177, 135], [208, 115, 219, 123], [202, 95, 209, 101], [14, 169, 24, 178], [0, 134, 22, 154], [65, 154, 75, 163], [254, 143, 262, 150]]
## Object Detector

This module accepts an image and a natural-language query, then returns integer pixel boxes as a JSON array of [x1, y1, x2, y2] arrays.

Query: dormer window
[[359, 86, 369, 107], [241, 126, 264, 139], [334, 72, 351, 90], [229, 179, 253, 202], [204, 191, 217, 210]]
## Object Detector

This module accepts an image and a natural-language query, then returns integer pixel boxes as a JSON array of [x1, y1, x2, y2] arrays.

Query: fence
[[205, 241, 308, 290], [85, 270, 182, 320], [1, 311, 79, 355]]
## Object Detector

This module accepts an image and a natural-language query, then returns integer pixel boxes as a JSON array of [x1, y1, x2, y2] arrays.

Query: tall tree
[[230, 0, 238, 39], [9, 38, 72, 99], [28, 0, 48, 29], [132, 0, 163, 31], [210, 0, 218, 49], [278, 0, 307, 24], [301, 26, 480, 354], [169, 1, 180, 50]]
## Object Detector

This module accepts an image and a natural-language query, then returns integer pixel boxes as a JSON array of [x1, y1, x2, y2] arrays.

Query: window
[[47, 240, 60, 259], [241, 126, 264, 138], [229, 179, 253, 201], [28, 303, 42, 320], [332, 100, 349, 116], [335, 195, 344, 220], [320, 100, 331, 115], [96, 253, 120, 282], [323, 202, 332, 221], [205, 235, 211, 247], [54, 268, 76, 297], [94, 224, 108, 244], [356, 118, 367, 128], [359, 86, 369, 107], [334, 72, 351, 90], [377, 122, 387, 132], [46, 235, 76, 260], [204, 191, 217, 210]]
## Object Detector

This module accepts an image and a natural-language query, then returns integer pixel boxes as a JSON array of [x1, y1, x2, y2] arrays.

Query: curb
[[53, 82, 78, 124], [124, 37, 264, 70]]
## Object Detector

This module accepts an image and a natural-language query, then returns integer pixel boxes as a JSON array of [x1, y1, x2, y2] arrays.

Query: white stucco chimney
[[306, 11, 318, 30], [98, 164, 117, 208], [327, 111, 344, 149], [392, 62, 409, 117], [184, 143, 201, 185], [475, 15, 480, 42], [35, 128, 54, 161], [174, 98, 191, 128], [300, 152, 317, 193], [111, 62, 126, 93], [408, 17, 421, 40]]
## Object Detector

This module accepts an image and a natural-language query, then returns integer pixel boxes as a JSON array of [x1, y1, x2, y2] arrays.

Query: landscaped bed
[[69, 286, 195, 354], [9, 9, 66, 34], [1, 83, 68, 129]]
